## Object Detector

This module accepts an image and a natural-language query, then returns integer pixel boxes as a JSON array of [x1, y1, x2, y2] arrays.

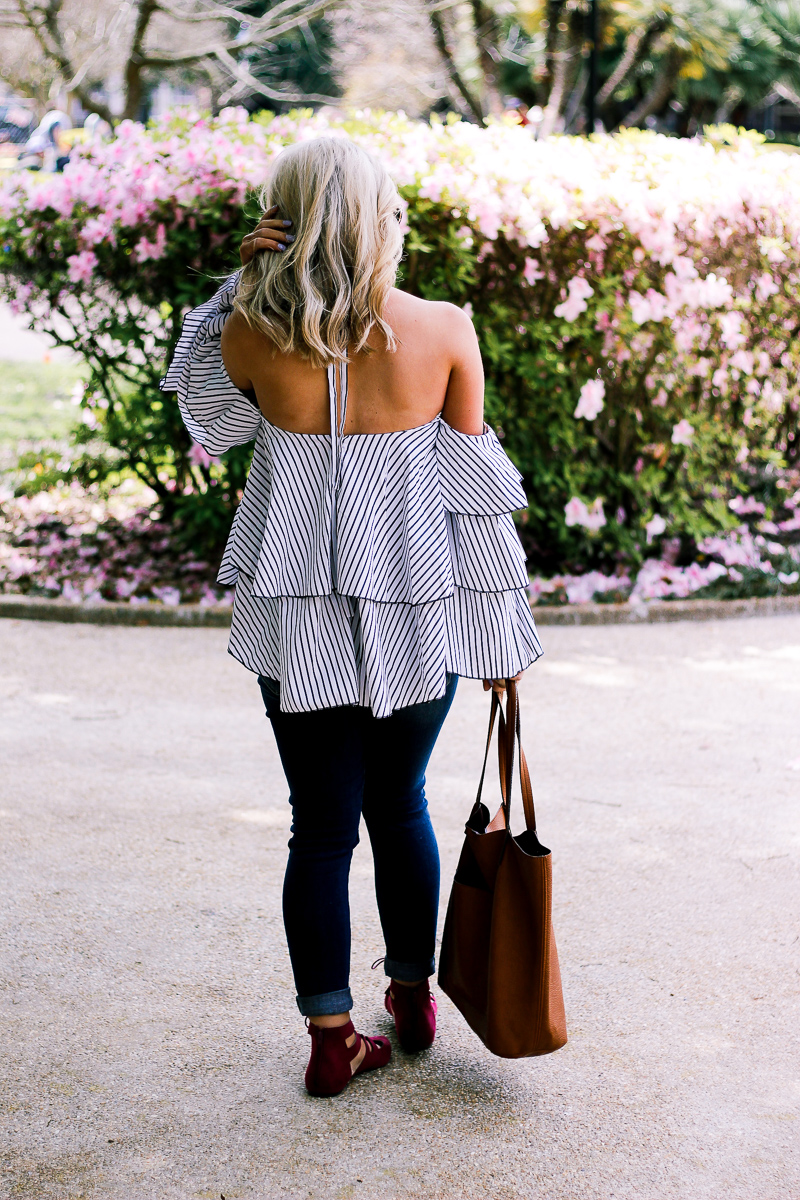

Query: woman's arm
[[220, 310, 257, 392], [440, 305, 485, 436]]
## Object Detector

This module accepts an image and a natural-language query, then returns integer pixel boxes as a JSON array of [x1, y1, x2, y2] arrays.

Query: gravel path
[[1, 616, 799, 1199]]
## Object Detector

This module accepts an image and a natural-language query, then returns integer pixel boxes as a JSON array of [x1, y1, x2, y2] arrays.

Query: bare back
[[220, 288, 485, 437]]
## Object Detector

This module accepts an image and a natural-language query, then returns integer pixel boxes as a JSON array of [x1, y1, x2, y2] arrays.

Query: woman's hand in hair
[[239, 206, 294, 266]]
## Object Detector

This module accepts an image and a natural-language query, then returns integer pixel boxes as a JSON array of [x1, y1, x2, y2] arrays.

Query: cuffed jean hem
[[384, 956, 436, 983], [296, 988, 354, 1017]]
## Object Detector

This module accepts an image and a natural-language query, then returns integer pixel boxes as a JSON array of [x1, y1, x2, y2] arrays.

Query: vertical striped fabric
[[161, 277, 543, 717]]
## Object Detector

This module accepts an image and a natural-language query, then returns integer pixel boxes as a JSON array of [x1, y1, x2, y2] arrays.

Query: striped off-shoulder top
[[161, 274, 542, 717]]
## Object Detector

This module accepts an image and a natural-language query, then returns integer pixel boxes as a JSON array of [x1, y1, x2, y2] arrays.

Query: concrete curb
[[2, 591, 799, 628], [530, 593, 800, 624], [0, 594, 233, 627]]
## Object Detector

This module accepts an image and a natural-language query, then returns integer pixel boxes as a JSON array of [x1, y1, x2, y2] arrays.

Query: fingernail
[[285, 233, 295, 242], [277, 244, 285, 250], [283, 219, 292, 227]]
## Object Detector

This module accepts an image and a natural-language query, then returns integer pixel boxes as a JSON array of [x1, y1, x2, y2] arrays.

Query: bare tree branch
[[156, 0, 330, 33], [1, 0, 344, 122], [427, 2, 484, 122], [539, 5, 581, 138], [469, 0, 503, 115], [11, 0, 114, 122], [213, 43, 337, 103]]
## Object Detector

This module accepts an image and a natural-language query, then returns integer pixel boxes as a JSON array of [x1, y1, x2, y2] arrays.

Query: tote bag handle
[[473, 680, 538, 834]]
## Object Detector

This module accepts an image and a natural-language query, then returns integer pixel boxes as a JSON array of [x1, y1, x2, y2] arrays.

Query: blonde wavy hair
[[234, 136, 404, 367]]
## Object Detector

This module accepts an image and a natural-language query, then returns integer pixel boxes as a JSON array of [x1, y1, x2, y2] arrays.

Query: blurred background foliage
[[1, 0, 800, 141]]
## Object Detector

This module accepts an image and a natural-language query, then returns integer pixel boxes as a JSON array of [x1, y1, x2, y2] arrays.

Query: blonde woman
[[162, 137, 541, 1097]]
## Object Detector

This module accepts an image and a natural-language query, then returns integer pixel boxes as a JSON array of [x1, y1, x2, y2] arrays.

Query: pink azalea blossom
[[629, 288, 668, 325], [645, 514, 667, 543], [134, 223, 167, 263], [671, 419, 694, 446], [66, 250, 98, 284], [522, 257, 543, 286], [718, 310, 746, 350], [151, 585, 181, 606], [631, 559, 728, 601], [729, 349, 754, 374], [574, 378, 605, 420], [760, 380, 783, 413], [189, 442, 222, 468], [756, 274, 779, 302], [729, 495, 765, 515], [554, 276, 593, 322], [564, 496, 606, 531]]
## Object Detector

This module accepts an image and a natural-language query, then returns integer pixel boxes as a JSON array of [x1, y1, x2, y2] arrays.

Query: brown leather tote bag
[[438, 680, 568, 1058]]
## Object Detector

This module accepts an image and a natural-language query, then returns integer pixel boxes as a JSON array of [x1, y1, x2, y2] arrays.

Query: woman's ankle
[[392, 978, 426, 988], [308, 1011, 350, 1028]]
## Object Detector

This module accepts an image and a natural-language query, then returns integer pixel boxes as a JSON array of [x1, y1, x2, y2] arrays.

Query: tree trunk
[[563, 62, 588, 133], [712, 85, 744, 124], [538, 9, 579, 138], [540, 0, 562, 105], [122, 0, 158, 121], [429, 6, 485, 123], [596, 22, 651, 109], [470, 0, 504, 116], [624, 49, 680, 128]]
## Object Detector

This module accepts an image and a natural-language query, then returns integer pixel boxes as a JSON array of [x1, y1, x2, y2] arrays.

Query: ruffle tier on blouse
[[161, 276, 542, 717]]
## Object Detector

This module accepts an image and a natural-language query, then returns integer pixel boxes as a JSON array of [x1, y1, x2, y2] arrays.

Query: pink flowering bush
[[531, 480, 800, 604], [0, 485, 233, 605], [1, 109, 798, 578]]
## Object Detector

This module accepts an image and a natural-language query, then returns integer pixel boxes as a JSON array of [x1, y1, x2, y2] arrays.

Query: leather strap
[[515, 692, 537, 832], [474, 687, 501, 812], [475, 680, 537, 833]]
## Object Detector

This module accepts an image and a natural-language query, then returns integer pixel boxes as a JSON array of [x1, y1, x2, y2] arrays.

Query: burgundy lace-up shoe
[[384, 979, 437, 1052], [304, 1019, 391, 1097]]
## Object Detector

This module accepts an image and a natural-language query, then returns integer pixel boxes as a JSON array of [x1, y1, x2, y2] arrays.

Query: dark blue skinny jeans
[[258, 674, 458, 1017]]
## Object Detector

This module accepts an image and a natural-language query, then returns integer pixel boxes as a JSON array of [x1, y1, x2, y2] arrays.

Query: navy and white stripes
[[161, 277, 543, 717]]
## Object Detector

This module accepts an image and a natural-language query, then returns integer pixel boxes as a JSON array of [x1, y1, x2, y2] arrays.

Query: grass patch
[[0, 359, 86, 449]]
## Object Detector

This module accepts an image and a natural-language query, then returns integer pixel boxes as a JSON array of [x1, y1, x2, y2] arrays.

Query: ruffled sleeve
[[436, 420, 530, 592], [436, 419, 542, 679], [436, 420, 527, 515], [160, 272, 262, 455]]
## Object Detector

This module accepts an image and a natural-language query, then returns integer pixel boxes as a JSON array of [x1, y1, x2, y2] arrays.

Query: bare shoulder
[[387, 293, 484, 434], [220, 308, 271, 389], [386, 290, 477, 347], [221, 307, 264, 353]]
